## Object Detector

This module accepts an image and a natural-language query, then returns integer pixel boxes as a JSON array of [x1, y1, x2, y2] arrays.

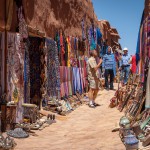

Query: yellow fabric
[[67, 37, 71, 67]]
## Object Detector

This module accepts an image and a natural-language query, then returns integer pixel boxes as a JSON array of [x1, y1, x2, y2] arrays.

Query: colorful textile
[[96, 27, 102, 46], [145, 63, 150, 108], [100, 45, 108, 57], [7, 33, 24, 122], [67, 37, 71, 67], [46, 38, 60, 98], [24, 40, 30, 103], [81, 18, 86, 40], [131, 55, 137, 74], [136, 15, 150, 76], [60, 32, 65, 66], [72, 67, 82, 94], [18, 6, 28, 39]]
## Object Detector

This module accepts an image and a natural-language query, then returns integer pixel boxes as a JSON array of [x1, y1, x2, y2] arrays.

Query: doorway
[[28, 36, 45, 107]]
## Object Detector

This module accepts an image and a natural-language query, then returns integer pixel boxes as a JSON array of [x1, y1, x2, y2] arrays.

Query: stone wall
[[98, 20, 121, 48], [0, 0, 121, 44]]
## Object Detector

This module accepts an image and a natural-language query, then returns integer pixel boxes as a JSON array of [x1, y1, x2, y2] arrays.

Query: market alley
[[15, 86, 124, 150]]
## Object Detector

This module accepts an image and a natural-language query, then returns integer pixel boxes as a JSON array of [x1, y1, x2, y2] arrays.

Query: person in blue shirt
[[119, 47, 131, 85], [102, 46, 116, 90]]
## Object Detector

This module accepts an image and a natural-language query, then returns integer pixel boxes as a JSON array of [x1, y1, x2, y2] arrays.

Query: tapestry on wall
[[45, 38, 60, 99], [7, 32, 24, 122]]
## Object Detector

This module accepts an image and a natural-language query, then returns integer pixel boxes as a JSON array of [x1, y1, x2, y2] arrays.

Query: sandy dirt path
[[15, 88, 125, 150]]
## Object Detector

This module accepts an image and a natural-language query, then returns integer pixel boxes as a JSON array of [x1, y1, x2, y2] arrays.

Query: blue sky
[[92, 0, 144, 55]]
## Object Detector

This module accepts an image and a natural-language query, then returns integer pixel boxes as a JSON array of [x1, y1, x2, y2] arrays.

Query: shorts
[[89, 79, 100, 89]]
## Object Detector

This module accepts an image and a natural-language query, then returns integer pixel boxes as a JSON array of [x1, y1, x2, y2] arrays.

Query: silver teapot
[[119, 116, 130, 127]]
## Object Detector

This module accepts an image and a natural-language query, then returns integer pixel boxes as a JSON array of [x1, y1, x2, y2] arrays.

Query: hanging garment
[[46, 38, 60, 98], [100, 44, 108, 57], [68, 67, 72, 96], [145, 63, 150, 108], [72, 67, 82, 94], [55, 31, 60, 52], [148, 17, 150, 58], [131, 55, 137, 74], [96, 27, 102, 46], [81, 18, 86, 40], [24, 39, 30, 103], [7, 33, 24, 123], [18, 6, 28, 39], [60, 32, 65, 66], [67, 37, 71, 67]]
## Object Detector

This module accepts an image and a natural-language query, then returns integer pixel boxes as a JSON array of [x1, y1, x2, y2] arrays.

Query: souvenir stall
[[109, 14, 150, 149]]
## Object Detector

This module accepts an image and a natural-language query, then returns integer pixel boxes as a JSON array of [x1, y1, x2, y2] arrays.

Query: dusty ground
[[15, 88, 125, 150]]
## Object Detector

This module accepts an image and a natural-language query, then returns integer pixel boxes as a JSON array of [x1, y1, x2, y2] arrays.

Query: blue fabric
[[102, 53, 116, 76], [90, 37, 96, 50], [136, 11, 144, 64], [72, 67, 82, 94], [96, 27, 102, 46], [24, 41, 30, 103], [122, 66, 130, 84], [136, 29, 140, 65], [120, 54, 130, 67], [81, 19, 85, 40], [100, 45, 108, 57]]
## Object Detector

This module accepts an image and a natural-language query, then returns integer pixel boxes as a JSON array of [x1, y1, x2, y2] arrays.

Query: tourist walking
[[119, 47, 131, 85], [87, 50, 102, 108], [102, 46, 116, 90]]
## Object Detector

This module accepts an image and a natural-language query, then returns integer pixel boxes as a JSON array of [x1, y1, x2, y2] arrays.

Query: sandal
[[88, 104, 95, 108]]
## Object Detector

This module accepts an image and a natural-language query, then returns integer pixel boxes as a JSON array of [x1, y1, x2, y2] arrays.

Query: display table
[[22, 103, 39, 123]]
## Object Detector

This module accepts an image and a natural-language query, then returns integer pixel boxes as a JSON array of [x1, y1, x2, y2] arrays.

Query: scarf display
[[46, 38, 60, 98], [145, 63, 150, 108], [24, 40, 30, 103], [135, 13, 150, 110], [60, 32, 65, 66], [136, 15, 150, 75]]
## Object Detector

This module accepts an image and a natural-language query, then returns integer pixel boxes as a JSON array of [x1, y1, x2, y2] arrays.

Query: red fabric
[[131, 55, 136, 73]]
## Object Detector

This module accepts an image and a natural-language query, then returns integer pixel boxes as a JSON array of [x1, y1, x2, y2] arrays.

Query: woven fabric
[[46, 38, 60, 98], [146, 63, 150, 108], [7, 33, 24, 123]]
